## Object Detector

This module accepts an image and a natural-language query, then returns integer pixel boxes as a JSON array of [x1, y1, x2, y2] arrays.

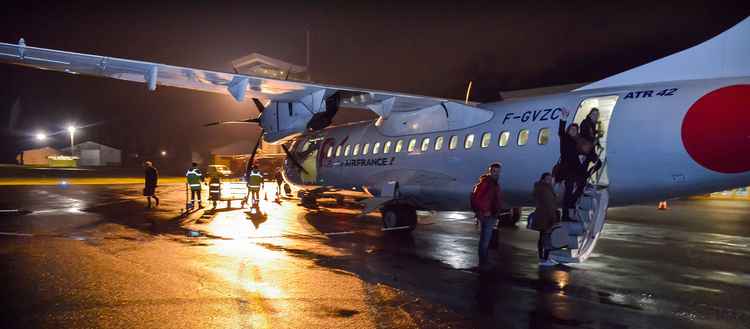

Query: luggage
[[526, 211, 538, 230]]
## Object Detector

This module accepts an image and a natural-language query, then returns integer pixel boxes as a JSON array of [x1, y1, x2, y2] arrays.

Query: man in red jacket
[[471, 162, 503, 270]]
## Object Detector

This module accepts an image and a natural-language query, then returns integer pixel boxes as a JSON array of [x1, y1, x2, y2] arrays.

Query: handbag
[[526, 211, 537, 230]]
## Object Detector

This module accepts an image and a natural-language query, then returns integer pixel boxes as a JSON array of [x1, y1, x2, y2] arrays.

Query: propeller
[[203, 98, 265, 127], [202, 118, 259, 127], [247, 128, 264, 171], [281, 144, 308, 175], [306, 92, 340, 131]]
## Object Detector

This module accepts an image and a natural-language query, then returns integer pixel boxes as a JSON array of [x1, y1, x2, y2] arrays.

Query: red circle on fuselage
[[681, 85, 750, 174]]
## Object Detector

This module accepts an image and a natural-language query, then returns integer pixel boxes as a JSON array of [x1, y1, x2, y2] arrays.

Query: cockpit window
[[344, 144, 351, 156], [373, 142, 381, 154], [384, 141, 392, 154]]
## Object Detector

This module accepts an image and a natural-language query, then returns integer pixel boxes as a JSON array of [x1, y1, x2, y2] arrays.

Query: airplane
[[1, 17, 748, 264]]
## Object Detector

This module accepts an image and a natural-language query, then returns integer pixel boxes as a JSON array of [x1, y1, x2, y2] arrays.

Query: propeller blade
[[248, 128, 264, 168], [252, 98, 265, 113], [203, 118, 259, 127], [281, 144, 309, 175]]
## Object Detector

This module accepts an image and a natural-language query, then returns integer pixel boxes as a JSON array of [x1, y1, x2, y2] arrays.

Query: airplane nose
[[681, 85, 750, 174]]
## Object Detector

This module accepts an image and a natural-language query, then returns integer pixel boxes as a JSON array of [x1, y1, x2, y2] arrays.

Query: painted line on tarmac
[[0, 209, 31, 215], [0, 232, 34, 237], [324, 231, 355, 236], [381, 226, 412, 232]]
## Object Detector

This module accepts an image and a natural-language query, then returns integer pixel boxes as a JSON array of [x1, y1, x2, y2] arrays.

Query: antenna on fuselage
[[464, 80, 473, 104]]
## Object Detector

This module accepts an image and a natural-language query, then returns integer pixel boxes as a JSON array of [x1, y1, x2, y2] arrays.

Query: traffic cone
[[658, 201, 668, 210]]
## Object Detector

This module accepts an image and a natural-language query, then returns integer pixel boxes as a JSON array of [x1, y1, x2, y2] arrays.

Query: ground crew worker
[[246, 165, 264, 205], [186, 162, 204, 208]]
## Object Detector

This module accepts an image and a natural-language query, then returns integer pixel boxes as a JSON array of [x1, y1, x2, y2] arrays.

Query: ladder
[[549, 185, 609, 263]]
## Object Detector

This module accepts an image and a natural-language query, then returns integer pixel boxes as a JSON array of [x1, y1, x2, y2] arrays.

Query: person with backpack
[[471, 162, 504, 271], [530, 172, 560, 266]]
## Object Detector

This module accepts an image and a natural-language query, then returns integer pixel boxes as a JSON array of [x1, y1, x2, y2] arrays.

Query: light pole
[[67, 126, 76, 156]]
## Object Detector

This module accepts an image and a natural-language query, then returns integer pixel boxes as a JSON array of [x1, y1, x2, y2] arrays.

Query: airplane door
[[573, 95, 619, 186]]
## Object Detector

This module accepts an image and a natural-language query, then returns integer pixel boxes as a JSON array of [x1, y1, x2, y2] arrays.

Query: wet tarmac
[[0, 184, 748, 328]]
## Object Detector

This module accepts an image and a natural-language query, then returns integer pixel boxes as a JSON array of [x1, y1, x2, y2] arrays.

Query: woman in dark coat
[[143, 161, 159, 208], [558, 109, 580, 221], [532, 172, 559, 265]]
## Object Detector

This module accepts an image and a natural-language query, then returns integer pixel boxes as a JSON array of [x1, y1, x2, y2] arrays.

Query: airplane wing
[[0, 39, 455, 112]]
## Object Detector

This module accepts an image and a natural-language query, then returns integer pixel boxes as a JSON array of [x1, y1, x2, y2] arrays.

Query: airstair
[[548, 185, 609, 263]]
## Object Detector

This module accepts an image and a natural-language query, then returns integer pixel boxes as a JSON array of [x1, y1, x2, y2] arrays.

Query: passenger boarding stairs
[[549, 185, 609, 263]]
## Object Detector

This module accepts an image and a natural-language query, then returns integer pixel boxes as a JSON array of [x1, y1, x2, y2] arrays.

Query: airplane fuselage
[[284, 76, 750, 210]]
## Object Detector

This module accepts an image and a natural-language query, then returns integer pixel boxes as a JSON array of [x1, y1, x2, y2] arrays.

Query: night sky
[[0, 1, 748, 165]]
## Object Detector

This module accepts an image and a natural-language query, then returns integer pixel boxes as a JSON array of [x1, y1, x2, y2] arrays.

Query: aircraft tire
[[381, 205, 417, 233]]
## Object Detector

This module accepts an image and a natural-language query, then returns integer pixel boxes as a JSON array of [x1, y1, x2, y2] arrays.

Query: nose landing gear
[[380, 204, 417, 233]]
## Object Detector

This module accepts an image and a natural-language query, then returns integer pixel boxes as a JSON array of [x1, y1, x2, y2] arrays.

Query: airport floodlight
[[68, 125, 76, 156], [35, 132, 47, 141]]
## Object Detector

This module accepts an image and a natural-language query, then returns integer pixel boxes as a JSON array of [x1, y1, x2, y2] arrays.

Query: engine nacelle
[[260, 91, 339, 144]]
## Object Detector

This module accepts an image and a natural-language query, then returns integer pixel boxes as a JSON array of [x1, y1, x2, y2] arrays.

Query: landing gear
[[380, 204, 417, 233], [300, 193, 319, 209]]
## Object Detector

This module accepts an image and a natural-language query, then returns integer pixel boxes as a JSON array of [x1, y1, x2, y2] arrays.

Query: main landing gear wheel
[[381, 205, 417, 233]]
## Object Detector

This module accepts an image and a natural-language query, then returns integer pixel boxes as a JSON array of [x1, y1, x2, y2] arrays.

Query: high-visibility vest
[[248, 171, 263, 188], [186, 168, 203, 190]]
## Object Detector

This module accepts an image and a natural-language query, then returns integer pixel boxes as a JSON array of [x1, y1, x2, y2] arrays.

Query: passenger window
[[464, 134, 475, 149], [373, 142, 381, 154], [449, 135, 458, 150], [363, 143, 370, 155], [395, 140, 404, 153], [344, 144, 351, 156], [326, 146, 333, 158], [407, 138, 417, 152], [498, 131, 510, 147], [480, 132, 491, 148], [335, 145, 342, 157], [384, 141, 392, 154], [538, 128, 550, 145], [435, 136, 444, 151], [421, 137, 430, 152], [518, 129, 529, 146], [353, 144, 360, 156]]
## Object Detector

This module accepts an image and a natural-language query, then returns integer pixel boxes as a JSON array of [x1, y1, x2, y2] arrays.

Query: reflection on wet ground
[[0, 185, 748, 328]]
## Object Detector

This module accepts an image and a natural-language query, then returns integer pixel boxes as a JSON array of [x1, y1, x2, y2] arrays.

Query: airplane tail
[[577, 17, 750, 91]]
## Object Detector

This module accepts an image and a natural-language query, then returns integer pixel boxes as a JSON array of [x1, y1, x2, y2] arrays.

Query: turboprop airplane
[[1, 17, 749, 263]]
